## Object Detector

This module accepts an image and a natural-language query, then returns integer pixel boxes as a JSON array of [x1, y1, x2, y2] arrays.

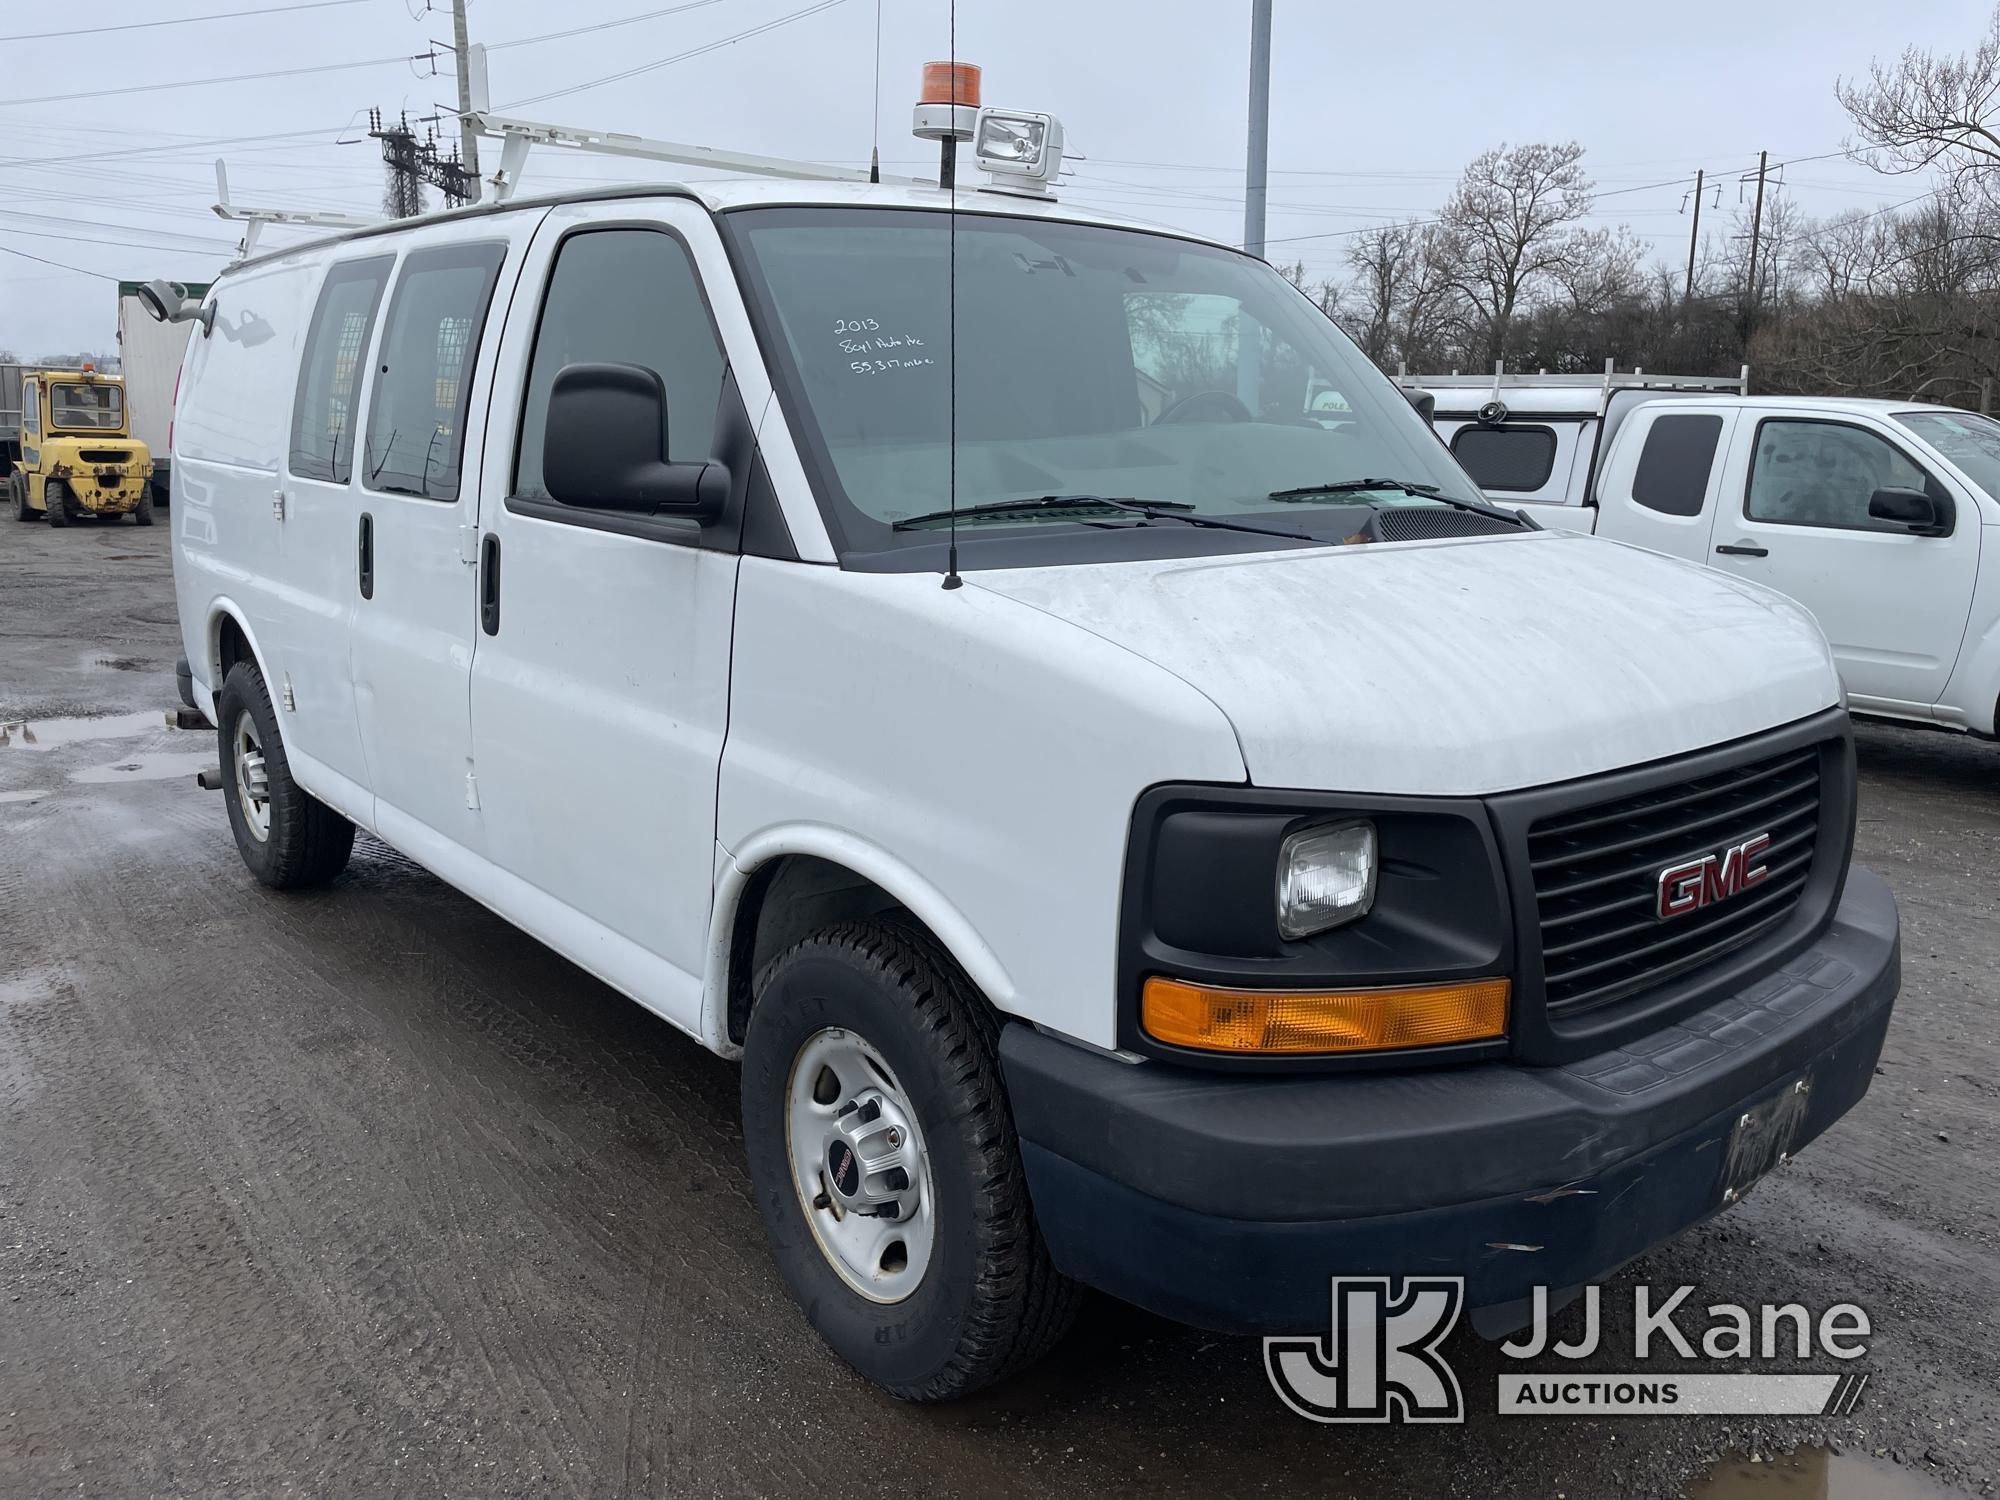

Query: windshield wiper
[[891, 494, 1191, 529], [892, 493, 1328, 545], [1267, 477, 1539, 530]]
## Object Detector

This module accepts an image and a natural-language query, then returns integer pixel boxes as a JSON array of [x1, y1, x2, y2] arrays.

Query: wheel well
[[727, 855, 912, 1045], [215, 614, 250, 685]]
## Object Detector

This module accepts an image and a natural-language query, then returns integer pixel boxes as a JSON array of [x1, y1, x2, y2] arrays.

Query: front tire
[[741, 919, 1079, 1401], [215, 661, 354, 889], [9, 471, 30, 522]]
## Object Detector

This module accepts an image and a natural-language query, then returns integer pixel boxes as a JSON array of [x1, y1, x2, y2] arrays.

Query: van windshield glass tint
[[728, 207, 1483, 559], [1893, 409, 2000, 498], [51, 383, 121, 430]]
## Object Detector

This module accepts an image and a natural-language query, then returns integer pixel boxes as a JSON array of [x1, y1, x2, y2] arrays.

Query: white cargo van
[[166, 164, 1899, 1399], [1408, 368, 2000, 735]]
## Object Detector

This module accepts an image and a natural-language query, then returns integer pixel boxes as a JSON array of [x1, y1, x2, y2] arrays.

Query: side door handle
[[358, 512, 374, 599], [1715, 542, 1768, 557], [479, 533, 501, 636]]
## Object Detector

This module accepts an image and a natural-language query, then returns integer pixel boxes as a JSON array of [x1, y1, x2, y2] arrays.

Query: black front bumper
[[1001, 867, 1899, 1334]]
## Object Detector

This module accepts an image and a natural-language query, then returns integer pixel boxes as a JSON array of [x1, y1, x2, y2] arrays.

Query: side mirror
[[543, 362, 726, 518], [1868, 485, 1952, 537], [1402, 388, 1436, 429]]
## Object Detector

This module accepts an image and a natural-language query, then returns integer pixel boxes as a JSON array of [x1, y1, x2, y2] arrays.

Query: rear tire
[[43, 480, 67, 527], [215, 660, 354, 889], [134, 487, 155, 526], [741, 919, 1080, 1401]]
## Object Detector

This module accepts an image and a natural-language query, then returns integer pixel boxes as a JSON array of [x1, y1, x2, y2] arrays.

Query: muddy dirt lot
[[1, 521, 1995, 1499]]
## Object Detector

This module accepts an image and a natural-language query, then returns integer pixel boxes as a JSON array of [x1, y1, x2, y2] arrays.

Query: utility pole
[[452, 0, 480, 198], [1238, 0, 1272, 411], [1682, 167, 1703, 317], [1242, 0, 1271, 260], [1743, 149, 1768, 337]]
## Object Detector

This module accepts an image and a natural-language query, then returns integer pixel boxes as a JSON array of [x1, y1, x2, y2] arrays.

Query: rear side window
[[513, 228, 725, 499], [290, 256, 392, 484], [1631, 413, 1724, 517], [363, 242, 506, 501], [1451, 424, 1557, 493]]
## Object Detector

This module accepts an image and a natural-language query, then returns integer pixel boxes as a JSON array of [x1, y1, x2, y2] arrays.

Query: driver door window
[[1746, 419, 1937, 533]]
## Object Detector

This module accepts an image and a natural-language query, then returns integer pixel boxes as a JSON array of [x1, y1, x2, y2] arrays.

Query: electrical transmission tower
[[368, 108, 478, 218]]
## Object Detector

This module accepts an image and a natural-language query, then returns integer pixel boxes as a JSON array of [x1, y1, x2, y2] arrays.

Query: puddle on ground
[[69, 750, 214, 785], [1689, 1447, 1953, 1499], [0, 788, 56, 804], [0, 711, 164, 750], [0, 969, 65, 1009]]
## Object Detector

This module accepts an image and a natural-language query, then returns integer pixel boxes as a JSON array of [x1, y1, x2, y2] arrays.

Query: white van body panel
[[972, 531, 1842, 797], [718, 557, 1246, 1049]]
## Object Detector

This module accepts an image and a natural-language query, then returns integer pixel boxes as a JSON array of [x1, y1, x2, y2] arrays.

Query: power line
[[0, 0, 369, 44], [0, 122, 363, 171], [0, 57, 417, 110], [487, 0, 735, 51], [503, 0, 851, 110], [0, 242, 118, 280]]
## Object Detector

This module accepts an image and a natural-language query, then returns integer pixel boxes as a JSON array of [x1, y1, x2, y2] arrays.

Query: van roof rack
[[459, 43, 925, 204], [1394, 359, 1749, 410]]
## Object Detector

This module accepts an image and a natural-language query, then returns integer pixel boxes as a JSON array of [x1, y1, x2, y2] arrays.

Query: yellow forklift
[[6, 365, 155, 527]]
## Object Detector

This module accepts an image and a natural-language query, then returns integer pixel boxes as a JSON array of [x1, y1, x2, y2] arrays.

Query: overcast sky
[[0, 0, 1989, 357]]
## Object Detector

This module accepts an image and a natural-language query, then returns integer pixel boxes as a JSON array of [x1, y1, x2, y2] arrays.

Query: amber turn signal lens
[[1141, 977, 1509, 1055]]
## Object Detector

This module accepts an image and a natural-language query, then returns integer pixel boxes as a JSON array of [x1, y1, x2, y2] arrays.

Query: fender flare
[[700, 824, 1019, 1056]]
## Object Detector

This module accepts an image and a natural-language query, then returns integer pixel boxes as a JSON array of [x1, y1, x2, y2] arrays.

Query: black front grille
[[1528, 744, 1822, 1017]]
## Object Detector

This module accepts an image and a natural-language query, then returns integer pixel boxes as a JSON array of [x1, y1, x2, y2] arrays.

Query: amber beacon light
[[1142, 976, 1510, 1056]]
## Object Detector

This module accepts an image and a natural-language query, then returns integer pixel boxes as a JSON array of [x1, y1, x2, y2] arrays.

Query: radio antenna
[[869, 0, 883, 184], [942, 0, 962, 590]]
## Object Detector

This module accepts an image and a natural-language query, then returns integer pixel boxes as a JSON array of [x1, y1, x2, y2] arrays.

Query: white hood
[[971, 531, 1842, 796]]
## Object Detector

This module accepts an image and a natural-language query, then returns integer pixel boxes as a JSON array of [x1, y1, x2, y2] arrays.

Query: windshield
[[1893, 409, 2000, 498], [727, 207, 1484, 562], [49, 382, 123, 431]]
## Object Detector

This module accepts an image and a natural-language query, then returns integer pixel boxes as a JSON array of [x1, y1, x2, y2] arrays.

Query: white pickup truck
[[1404, 369, 2000, 737]]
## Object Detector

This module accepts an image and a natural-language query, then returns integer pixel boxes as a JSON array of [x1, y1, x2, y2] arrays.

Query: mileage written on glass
[[835, 317, 936, 377]]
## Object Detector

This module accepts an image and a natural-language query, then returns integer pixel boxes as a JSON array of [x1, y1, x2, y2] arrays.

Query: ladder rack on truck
[[1395, 359, 1749, 418]]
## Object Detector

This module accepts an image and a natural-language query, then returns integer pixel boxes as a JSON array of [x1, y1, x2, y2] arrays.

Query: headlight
[[1276, 819, 1376, 939]]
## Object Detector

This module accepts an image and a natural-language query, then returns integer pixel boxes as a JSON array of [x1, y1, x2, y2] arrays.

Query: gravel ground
[[0, 520, 1993, 1498]]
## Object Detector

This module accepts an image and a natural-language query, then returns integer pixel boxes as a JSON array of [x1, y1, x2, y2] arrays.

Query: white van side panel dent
[[973, 532, 1843, 797], [717, 559, 1246, 1049]]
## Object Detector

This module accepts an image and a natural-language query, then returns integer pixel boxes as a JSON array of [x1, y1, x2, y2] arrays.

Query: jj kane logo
[[1266, 1278, 1875, 1422], [1264, 1277, 1466, 1423]]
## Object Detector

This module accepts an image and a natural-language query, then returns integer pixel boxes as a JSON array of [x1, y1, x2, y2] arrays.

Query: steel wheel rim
[[233, 710, 271, 842], [784, 1027, 936, 1304]]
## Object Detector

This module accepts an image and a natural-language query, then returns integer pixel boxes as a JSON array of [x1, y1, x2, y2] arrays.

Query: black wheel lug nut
[[884, 1167, 909, 1192], [812, 1192, 831, 1210], [858, 1098, 882, 1123], [875, 1202, 900, 1221]]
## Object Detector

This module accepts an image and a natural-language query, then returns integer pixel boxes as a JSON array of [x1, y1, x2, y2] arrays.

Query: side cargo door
[[465, 199, 746, 1036], [1708, 411, 1980, 713], [350, 226, 521, 859], [1590, 405, 1736, 563]]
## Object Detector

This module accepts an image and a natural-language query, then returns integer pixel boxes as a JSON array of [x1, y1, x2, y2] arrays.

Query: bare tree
[[1338, 220, 1453, 367], [1837, 4, 2000, 197], [1437, 141, 1598, 367]]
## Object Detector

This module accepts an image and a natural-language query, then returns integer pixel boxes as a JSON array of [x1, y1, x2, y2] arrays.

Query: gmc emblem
[[1655, 832, 1773, 920]]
